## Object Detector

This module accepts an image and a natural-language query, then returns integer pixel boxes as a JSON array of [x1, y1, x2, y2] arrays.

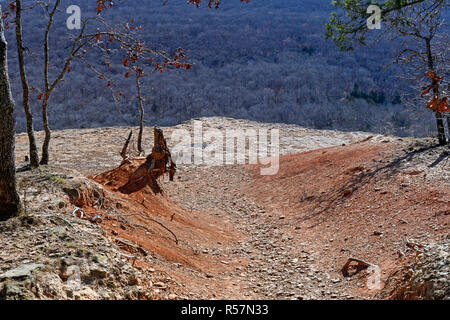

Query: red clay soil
[[243, 142, 449, 298], [86, 159, 245, 299], [77, 141, 448, 299]]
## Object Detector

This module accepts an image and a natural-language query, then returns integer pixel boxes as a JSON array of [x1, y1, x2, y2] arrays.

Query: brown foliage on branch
[[422, 72, 449, 113]]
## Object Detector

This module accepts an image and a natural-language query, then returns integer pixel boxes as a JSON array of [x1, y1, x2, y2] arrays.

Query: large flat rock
[[0, 263, 44, 280]]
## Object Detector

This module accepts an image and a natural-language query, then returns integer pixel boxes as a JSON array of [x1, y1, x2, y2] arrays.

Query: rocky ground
[[0, 166, 187, 300], [387, 236, 449, 300], [162, 164, 351, 300], [14, 117, 375, 175], [161, 138, 449, 300], [1, 117, 448, 300]]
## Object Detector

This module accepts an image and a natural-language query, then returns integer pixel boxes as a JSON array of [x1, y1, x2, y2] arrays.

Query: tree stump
[[119, 127, 176, 194]]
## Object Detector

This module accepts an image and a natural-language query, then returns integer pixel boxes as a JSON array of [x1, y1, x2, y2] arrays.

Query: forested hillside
[[5, 0, 440, 136]]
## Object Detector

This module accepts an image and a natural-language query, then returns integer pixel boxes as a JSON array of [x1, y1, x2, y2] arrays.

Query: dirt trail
[[163, 164, 349, 299], [161, 139, 449, 299], [89, 158, 248, 299], [10, 117, 449, 299]]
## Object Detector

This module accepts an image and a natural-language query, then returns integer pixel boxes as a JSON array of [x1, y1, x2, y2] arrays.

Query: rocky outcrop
[[0, 166, 184, 300], [392, 236, 449, 300]]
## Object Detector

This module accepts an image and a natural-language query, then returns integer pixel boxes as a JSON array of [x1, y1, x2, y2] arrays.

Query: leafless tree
[[387, 1, 449, 144], [0, 4, 21, 219], [14, 0, 40, 167]]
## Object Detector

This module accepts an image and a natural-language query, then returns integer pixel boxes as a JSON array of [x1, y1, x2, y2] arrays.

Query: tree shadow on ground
[[428, 150, 449, 168], [300, 143, 447, 226]]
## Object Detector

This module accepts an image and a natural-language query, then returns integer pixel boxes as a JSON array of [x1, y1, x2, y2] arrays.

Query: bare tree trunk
[[15, 0, 39, 167], [0, 6, 21, 219], [40, 0, 61, 165], [120, 129, 133, 160], [425, 38, 447, 145], [447, 117, 450, 143], [40, 98, 51, 165], [136, 75, 145, 154], [435, 112, 447, 146]]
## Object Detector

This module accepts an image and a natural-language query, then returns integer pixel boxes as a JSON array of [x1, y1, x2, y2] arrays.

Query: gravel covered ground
[[2, 117, 448, 300]]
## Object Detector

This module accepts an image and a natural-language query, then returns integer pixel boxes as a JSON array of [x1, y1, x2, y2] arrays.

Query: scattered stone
[[0, 282, 34, 300], [343, 189, 353, 197], [154, 282, 167, 289], [168, 293, 178, 300], [90, 267, 108, 279], [0, 263, 44, 280]]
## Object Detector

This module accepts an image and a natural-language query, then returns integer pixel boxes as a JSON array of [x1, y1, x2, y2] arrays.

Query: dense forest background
[[5, 0, 445, 137]]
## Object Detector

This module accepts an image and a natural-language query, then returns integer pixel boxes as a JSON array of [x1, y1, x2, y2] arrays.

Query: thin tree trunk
[[447, 117, 450, 145], [0, 6, 21, 219], [136, 75, 145, 154], [425, 38, 446, 145], [15, 0, 39, 167], [40, 98, 51, 165], [40, 0, 61, 165], [435, 112, 447, 146]]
